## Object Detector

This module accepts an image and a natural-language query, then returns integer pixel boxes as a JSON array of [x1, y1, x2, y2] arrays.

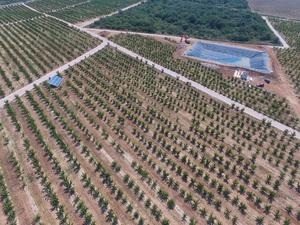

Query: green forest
[[93, 0, 279, 43]]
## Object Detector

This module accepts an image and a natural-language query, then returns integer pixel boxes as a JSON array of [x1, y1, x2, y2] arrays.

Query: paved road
[[0, 41, 108, 108], [7, 4, 300, 139], [76, 0, 147, 28], [262, 16, 290, 49]]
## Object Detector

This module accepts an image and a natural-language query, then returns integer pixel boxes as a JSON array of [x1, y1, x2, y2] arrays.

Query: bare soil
[[248, 0, 300, 20]]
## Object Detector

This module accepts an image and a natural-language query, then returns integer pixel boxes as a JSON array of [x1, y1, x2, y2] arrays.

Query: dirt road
[[262, 16, 290, 48]]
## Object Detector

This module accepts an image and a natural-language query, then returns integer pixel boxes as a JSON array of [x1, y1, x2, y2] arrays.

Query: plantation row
[[0, 46, 299, 225], [28, 0, 141, 23], [111, 34, 299, 130], [271, 19, 300, 49], [27, 0, 90, 12], [272, 19, 300, 97], [0, 4, 41, 25], [0, 0, 23, 6], [0, 55, 185, 224], [0, 16, 100, 98]]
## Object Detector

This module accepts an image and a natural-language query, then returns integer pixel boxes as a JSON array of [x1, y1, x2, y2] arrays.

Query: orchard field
[[0, 1, 299, 225], [272, 19, 300, 96], [110, 34, 300, 130], [0, 0, 24, 5], [0, 46, 300, 225], [0, 4, 40, 24], [28, 0, 141, 23], [0, 13, 101, 98]]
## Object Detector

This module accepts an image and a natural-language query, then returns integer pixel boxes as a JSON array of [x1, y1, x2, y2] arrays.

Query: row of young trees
[[272, 18, 300, 96], [111, 34, 299, 130], [0, 169, 16, 225], [0, 5, 40, 25], [56, 77, 181, 224], [1, 44, 299, 225], [0, 15, 101, 98], [64, 47, 299, 224], [27, 84, 178, 225], [28, 0, 141, 23]]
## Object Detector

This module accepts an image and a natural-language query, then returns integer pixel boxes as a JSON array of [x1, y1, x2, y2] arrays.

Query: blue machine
[[48, 74, 63, 88]]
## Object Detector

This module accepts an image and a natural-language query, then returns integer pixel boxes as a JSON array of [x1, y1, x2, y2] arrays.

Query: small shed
[[48, 74, 63, 88]]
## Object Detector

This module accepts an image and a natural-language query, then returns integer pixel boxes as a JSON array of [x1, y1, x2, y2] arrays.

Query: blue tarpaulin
[[48, 74, 63, 88], [185, 41, 272, 74]]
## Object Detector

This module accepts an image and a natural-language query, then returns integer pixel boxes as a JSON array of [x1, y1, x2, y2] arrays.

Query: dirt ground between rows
[[66, 53, 300, 224], [0, 42, 299, 225], [0, 110, 59, 225]]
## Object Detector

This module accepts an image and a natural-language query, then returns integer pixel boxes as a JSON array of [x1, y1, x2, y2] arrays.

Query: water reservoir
[[185, 41, 272, 74]]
